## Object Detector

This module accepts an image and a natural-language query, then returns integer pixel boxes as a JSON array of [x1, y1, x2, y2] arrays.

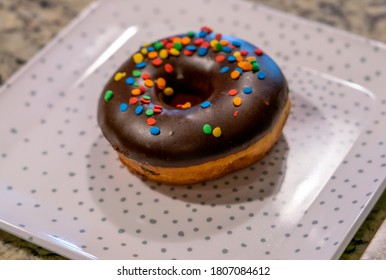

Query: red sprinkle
[[200, 41, 210, 48], [154, 104, 163, 109], [129, 97, 138, 104], [154, 108, 162, 114], [254, 48, 264, 56], [240, 50, 248, 56], [215, 55, 225, 62], [184, 49, 194, 56], [228, 89, 238, 96], [233, 111, 239, 117], [164, 63, 174, 73], [166, 42, 174, 49], [141, 72, 150, 79], [141, 98, 151, 104], [215, 33, 222, 41], [194, 38, 204, 45], [139, 85, 146, 93], [152, 58, 163, 66], [201, 26, 213, 34], [147, 118, 157, 126]]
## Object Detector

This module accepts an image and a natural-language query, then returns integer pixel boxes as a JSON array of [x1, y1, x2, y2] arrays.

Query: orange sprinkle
[[231, 70, 240, 79], [131, 88, 141, 96], [246, 56, 257, 61], [147, 118, 157, 126], [220, 40, 229, 46], [238, 61, 253, 71], [147, 51, 158, 59], [215, 55, 225, 62], [156, 77, 166, 89], [233, 96, 242, 107], [144, 79, 154, 88], [181, 36, 191, 45], [172, 37, 182, 44], [236, 55, 243, 62], [152, 58, 163, 66], [228, 89, 238, 96]]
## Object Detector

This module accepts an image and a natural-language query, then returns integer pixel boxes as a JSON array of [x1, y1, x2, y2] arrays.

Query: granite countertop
[[0, 0, 385, 260]]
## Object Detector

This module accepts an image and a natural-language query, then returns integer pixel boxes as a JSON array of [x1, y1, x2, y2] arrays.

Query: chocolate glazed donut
[[97, 27, 290, 185]]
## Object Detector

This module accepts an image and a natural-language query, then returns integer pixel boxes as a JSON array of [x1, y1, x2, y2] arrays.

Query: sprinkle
[[235, 67, 243, 74], [114, 72, 126, 81], [215, 33, 222, 41], [125, 77, 135, 85], [156, 77, 166, 89], [135, 105, 143, 115], [141, 97, 151, 104], [163, 87, 174, 96], [147, 46, 155, 52], [181, 36, 191, 45], [212, 127, 222, 137], [140, 48, 148, 55], [153, 41, 164, 50], [258, 72, 266, 80], [203, 124, 212, 135], [159, 49, 168, 59], [231, 70, 240, 79], [139, 85, 147, 93], [153, 105, 163, 113], [144, 79, 154, 88], [186, 45, 197, 52], [215, 55, 225, 62], [247, 56, 257, 61], [238, 61, 252, 71], [142, 72, 151, 80], [104, 90, 113, 102], [233, 111, 239, 117], [133, 53, 144, 64], [120, 103, 128, 112], [198, 47, 208, 56], [254, 48, 264, 56], [240, 50, 249, 56], [199, 30, 207, 38], [227, 56, 237, 62], [233, 97, 242, 107], [228, 89, 238, 96], [201, 26, 213, 34], [146, 109, 154, 116], [220, 66, 230, 73], [164, 63, 174, 73], [132, 70, 141, 78], [252, 62, 260, 72], [232, 40, 241, 47], [136, 61, 147, 69], [243, 87, 253, 94], [220, 40, 229, 46], [215, 43, 223, 51], [187, 31, 195, 38], [222, 46, 232, 53], [173, 42, 183, 50], [194, 38, 204, 45], [129, 97, 138, 104], [152, 58, 163, 66], [183, 50, 194, 56], [147, 118, 157, 126], [150, 126, 160, 135], [201, 101, 211, 108], [177, 102, 191, 109], [169, 48, 180, 56], [131, 88, 141, 96]]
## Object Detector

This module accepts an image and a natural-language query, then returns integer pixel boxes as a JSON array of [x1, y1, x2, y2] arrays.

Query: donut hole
[[159, 80, 213, 108]]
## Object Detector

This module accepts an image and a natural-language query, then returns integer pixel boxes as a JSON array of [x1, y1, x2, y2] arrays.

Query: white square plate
[[1, 0, 386, 259]]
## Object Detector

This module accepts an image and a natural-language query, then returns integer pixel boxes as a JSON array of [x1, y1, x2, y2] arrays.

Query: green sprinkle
[[252, 63, 260, 72], [154, 41, 164, 50], [132, 70, 141, 78], [134, 81, 139, 87], [146, 109, 154, 116], [203, 124, 212, 135], [142, 95, 151, 100], [216, 43, 223, 51], [187, 31, 195, 38], [173, 42, 183, 51], [104, 90, 113, 102]]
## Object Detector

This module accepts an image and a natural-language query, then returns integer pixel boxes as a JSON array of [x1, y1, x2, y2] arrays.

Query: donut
[[97, 27, 290, 185]]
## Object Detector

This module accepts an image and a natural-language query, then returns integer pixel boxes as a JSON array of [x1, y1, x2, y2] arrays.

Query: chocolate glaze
[[97, 32, 289, 168]]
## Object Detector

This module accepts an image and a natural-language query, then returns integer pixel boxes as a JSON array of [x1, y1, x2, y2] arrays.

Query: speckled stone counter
[[0, 0, 386, 260]]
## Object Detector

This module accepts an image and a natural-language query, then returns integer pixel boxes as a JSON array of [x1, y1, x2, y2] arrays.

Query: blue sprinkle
[[135, 105, 143, 115], [186, 45, 197, 51], [136, 61, 146, 69], [150, 126, 160, 135], [243, 87, 253, 94], [198, 47, 208, 56], [222, 46, 232, 53], [119, 103, 128, 112], [201, 101, 211, 109], [199, 30, 207, 38], [258, 72, 266, 80], [220, 66, 230, 73], [235, 67, 243, 74], [126, 77, 135, 85], [232, 40, 241, 47], [227, 56, 236, 62], [146, 46, 155, 52]]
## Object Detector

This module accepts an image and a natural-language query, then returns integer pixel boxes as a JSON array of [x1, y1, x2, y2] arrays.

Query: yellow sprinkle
[[159, 49, 168, 59], [156, 77, 166, 89], [210, 39, 219, 48], [181, 36, 191, 45], [148, 51, 158, 59], [247, 56, 257, 61], [231, 70, 240, 79], [163, 87, 174, 96], [212, 127, 222, 137], [169, 48, 180, 56], [114, 72, 126, 81], [133, 53, 144, 64], [144, 79, 154, 88], [143, 42, 152, 47], [233, 51, 241, 57], [181, 102, 191, 109], [238, 61, 253, 71], [131, 88, 141, 96], [233, 96, 242, 107], [140, 48, 148, 55]]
